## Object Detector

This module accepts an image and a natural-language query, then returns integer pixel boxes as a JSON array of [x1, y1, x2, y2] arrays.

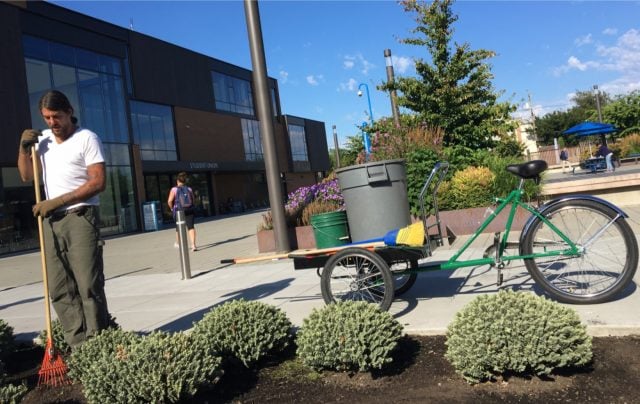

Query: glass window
[[22, 36, 50, 60], [241, 118, 263, 161], [212, 71, 254, 116], [288, 124, 309, 162], [130, 101, 177, 161], [22, 35, 136, 236], [49, 41, 76, 66]]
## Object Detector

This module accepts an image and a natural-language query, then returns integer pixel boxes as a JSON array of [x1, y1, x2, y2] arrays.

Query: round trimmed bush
[[445, 290, 592, 383], [296, 301, 403, 372], [190, 299, 293, 367], [0, 319, 15, 359], [68, 328, 221, 403]]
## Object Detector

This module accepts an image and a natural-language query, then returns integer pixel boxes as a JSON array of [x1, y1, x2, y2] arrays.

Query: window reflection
[[212, 71, 255, 116], [241, 119, 263, 161], [288, 124, 309, 162], [130, 101, 177, 161]]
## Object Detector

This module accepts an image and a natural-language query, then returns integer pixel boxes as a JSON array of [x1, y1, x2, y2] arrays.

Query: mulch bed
[[10, 334, 640, 403]]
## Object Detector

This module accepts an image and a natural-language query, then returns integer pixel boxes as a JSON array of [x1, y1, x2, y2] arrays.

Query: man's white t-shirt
[[37, 127, 105, 209]]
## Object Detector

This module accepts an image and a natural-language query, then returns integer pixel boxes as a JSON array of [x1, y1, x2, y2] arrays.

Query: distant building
[[512, 118, 539, 155], [0, 1, 330, 255]]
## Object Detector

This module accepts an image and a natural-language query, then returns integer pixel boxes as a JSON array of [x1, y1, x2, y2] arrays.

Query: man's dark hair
[[38, 90, 78, 124]]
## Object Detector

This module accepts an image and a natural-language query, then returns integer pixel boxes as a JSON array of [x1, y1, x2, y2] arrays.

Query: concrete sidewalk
[[1, 206, 640, 343]]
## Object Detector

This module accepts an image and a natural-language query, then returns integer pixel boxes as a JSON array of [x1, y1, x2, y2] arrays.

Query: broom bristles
[[38, 339, 70, 387], [395, 222, 425, 246]]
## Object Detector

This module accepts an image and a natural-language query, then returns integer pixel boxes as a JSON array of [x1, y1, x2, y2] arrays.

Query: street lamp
[[384, 49, 400, 126], [357, 83, 374, 127], [357, 83, 374, 157]]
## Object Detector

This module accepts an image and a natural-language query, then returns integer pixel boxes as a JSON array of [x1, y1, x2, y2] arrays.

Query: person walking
[[168, 172, 197, 251], [596, 141, 614, 172], [17, 90, 110, 348], [560, 147, 571, 173]]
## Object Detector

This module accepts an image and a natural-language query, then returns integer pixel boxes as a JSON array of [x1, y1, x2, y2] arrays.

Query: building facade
[[0, 1, 330, 255]]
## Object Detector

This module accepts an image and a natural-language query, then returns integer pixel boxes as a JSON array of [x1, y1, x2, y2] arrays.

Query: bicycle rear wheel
[[320, 248, 394, 311], [522, 199, 638, 304]]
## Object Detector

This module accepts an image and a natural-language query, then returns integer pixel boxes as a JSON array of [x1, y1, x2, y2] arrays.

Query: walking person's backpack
[[174, 186, 193, 215], [560, 150, 568, 161]]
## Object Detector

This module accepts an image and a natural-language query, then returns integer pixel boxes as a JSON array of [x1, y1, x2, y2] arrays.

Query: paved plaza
[[1, 172, 640, 342]]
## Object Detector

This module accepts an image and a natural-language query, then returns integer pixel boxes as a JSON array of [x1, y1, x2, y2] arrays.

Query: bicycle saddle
[[506, 160, 548, 180]]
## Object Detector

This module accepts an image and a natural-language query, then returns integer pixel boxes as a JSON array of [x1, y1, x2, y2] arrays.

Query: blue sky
[[50, 1, 640, 145]]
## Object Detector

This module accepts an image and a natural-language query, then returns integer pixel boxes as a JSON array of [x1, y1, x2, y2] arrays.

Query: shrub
[[0, 320, 15, 359], [296, 301, 403, 372], [438, 166, 495, 210], [617, 133, 640, 156], [405, 147, 441, 216], [191, 299, 293, 367], [39, 315, 120, 355], [445, 290, 592, 384], [259, 176, 345, 230], [0, 383, 28, 404], [38, 319, 70, 355], [300, 199, 342, 226], [68, 328, 222, 404]]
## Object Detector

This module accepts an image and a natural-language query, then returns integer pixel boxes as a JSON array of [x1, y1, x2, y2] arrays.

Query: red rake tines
[[37, 339, 70, 387]]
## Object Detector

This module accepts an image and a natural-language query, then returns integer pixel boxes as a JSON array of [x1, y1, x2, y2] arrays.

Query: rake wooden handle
[[32, 145, 54, 342]]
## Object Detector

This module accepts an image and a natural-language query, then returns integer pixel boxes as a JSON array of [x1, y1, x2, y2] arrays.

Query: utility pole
[[384, 49, 400, 127], [244, 0, 290, 252], [593, 85, 603, 122], [332, 125, 341, 168], [527, 92, 537, 141]]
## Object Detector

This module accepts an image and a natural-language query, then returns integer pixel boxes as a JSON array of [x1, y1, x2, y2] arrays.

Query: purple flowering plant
[[285, 177, 344, 212]]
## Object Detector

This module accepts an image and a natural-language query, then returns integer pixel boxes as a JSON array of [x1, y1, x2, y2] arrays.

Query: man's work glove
[[20, 129, 41, 155], [33, 196, 66, 218]]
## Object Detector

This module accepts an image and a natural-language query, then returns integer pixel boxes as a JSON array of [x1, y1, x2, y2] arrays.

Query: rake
[[30, 144, 70, 386]]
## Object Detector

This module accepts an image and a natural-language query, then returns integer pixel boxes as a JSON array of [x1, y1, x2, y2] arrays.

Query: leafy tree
[[383, 0, 516, 149], [603, 90, 640, 135], [340, 134, 365, 167]]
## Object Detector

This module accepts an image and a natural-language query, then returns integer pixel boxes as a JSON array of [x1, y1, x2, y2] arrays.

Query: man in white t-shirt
[[17, 90, 111, 348]]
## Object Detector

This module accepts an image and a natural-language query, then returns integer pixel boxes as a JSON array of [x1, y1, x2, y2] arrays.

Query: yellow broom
[[355, 222, 425, 247]]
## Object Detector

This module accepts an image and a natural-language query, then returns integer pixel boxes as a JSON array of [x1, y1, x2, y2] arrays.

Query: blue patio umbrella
[[563, 121, 617, 153], [562, 121, 617, 137]]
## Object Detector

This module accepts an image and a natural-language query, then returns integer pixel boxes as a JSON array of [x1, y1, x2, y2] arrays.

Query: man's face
[[41, 108, 74, 138]]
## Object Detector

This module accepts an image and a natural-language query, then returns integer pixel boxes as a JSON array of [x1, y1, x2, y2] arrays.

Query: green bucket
[[310, 211, 350, 249]]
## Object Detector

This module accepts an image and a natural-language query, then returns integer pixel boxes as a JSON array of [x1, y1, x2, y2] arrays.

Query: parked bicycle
[[290, 160, 639, 311]]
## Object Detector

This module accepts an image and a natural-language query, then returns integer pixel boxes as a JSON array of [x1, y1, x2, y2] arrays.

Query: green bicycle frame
[[426, 186, 580, 272]]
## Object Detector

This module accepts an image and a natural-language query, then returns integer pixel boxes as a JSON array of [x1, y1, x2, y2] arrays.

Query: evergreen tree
[[384, 0, 515, 149]]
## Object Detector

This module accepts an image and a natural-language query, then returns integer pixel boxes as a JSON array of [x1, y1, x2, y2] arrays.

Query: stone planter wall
[[423, 206, 529, 238], [257, 206, 531, 253], [257, 225, 316, 253]]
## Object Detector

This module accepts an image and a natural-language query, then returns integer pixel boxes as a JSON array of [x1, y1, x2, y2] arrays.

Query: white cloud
[[603, 28, 618, 36], [392, 55, 413, 74], [338, 78, 358, 92], [574, 34, 593, 46], [279, 70, 289, 84], [553, 29, 640, 90], [306, 74, 324, 86], [343, 53, 375, 75]]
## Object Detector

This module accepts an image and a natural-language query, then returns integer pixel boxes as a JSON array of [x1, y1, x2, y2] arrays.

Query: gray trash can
[[336, 159, 411, 242]]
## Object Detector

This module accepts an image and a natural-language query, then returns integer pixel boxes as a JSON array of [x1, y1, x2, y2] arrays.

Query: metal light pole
[[357, 83, 374, 127], [357, 83, 373, 157], [332, 125, 341, 168], [593, 85, 603, 122], [244, 0, 290, 252], [384, 49, 400, 127]]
